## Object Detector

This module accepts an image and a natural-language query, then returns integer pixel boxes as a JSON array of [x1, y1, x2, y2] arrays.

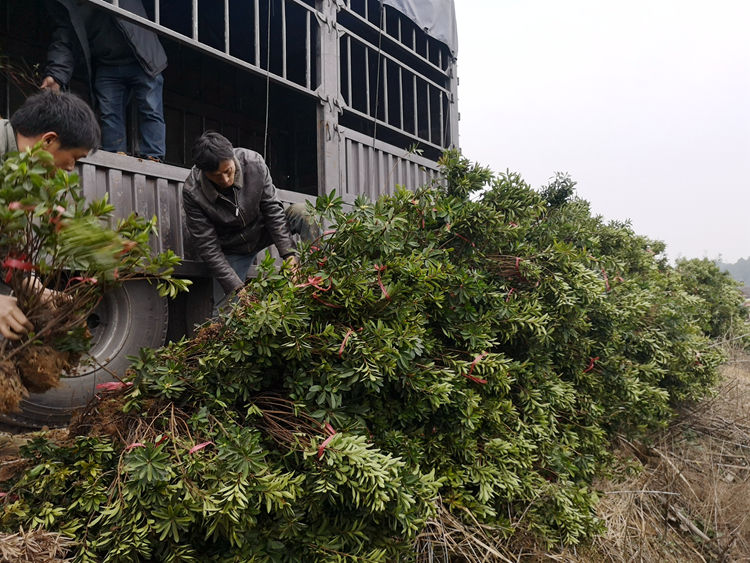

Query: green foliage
[[0, 146, 190, 390], [675, 258, 748, 339], [2, 148, 744, 559]]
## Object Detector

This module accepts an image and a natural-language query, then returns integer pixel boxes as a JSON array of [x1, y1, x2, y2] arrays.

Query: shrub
[[1, 150, 743, 560]]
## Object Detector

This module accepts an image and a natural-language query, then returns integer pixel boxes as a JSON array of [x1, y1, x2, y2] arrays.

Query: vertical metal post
[[439, 90, 444, 148], [346, 36, 352, 104], [254, 0, 261, 66], [364, 49, 370, 116], [412, 74, 417, 136], [382, 58, 388, 124], [192, 0, 199, 41], [425, 83, 431, 143], [155, 0, 160, 24], [224, 0, 230, 54], [447, 55, 459, 148], [305, 11, 311, 89], [282, 0, 287, 78], [316, 0, 344, 197], [398, 66, 403, 130]]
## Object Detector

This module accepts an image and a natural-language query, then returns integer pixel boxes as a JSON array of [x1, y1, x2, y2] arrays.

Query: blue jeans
[[212, 253, 256, 315], [94, 63, 166, 159], [211, 203, 320, 315]]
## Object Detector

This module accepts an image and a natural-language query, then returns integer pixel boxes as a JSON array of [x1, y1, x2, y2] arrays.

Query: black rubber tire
[[1, 280, 168, 429]]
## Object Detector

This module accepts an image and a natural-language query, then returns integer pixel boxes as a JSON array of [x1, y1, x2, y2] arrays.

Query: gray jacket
[[0, 120, 18, 159], [44, 0, 168, 88], [182, 149, 297, 294]]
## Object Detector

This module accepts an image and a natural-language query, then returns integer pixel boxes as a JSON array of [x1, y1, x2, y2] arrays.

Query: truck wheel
[[1, 280, 168, 429]]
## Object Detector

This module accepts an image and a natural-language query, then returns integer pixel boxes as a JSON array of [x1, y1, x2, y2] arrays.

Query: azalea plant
[[0, 145, 190, 412]]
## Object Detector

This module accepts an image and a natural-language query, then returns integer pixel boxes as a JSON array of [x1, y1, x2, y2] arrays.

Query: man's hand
[[284, 255, 300, 280], [40, 76, 61, 91], [0, 295, 33, 340], [40, 287, 71, 310]]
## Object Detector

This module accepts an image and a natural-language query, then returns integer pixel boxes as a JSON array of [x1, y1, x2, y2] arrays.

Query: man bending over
[[182, 132, 317, 312]]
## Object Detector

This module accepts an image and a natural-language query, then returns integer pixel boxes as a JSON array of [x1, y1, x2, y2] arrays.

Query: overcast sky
[[454, 1, 750, 263]]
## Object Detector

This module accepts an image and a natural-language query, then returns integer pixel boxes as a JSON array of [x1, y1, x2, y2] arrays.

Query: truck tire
[[1, 280, 168, 429]]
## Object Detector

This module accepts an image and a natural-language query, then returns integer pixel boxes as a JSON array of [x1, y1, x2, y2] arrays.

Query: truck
[[0, 0, 459, 427]]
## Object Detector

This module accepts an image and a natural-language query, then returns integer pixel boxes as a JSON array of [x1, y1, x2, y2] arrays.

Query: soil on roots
[[15, 345, 72, 394], [0, 361, 27, 413]]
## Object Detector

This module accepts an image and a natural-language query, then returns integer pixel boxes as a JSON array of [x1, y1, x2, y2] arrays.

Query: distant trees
[[716, 257, 750, 294]]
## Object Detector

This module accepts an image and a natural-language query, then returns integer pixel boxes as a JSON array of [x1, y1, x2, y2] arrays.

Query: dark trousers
[[94, 63, 166, 159]]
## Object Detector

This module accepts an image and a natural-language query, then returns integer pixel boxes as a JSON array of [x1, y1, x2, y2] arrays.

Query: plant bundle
[[0, 146, 190, 412], [0, 151, 745, 561]]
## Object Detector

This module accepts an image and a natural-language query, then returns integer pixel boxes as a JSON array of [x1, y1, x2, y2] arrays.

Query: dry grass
[[571, 348, 750, 563], [0, 528, 73, 562], [418, 347, 750, 562]]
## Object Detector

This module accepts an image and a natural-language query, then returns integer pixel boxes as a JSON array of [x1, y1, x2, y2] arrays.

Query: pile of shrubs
[[0, 150, 745, 561]]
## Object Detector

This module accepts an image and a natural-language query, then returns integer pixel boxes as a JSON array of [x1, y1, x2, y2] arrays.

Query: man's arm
[[41, 0, 77, 89], [183, 190, 244, 295], [0, 295, 33, 341], [257, 161, 297, 259]]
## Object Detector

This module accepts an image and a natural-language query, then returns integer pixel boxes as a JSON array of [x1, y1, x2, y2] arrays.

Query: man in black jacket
[[183, 132, 317, 313], [40, 0, 167, 161]]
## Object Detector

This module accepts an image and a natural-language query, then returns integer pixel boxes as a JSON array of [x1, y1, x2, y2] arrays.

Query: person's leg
[[211, 253, 256, 316], [130, 69, 166, 160], [93, 65, 129, 153], [285, 202, 320, 242]]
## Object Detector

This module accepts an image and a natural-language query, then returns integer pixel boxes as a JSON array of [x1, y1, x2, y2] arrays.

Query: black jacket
[[44, 0, 167, 88], [182, 149, 297, 294]]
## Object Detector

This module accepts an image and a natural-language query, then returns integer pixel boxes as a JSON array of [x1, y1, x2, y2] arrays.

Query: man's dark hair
[[10, 90, 100, 150], [192, 131, 235, 172]]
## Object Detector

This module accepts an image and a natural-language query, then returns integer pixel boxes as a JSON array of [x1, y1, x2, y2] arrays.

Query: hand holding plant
[[0, 144, 190, 412]]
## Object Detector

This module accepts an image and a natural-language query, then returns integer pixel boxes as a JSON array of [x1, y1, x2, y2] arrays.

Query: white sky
[[454, 1, 750, 263]]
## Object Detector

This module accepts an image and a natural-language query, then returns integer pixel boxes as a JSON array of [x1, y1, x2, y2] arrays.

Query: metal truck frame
[[0, 0, 458, 425]]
